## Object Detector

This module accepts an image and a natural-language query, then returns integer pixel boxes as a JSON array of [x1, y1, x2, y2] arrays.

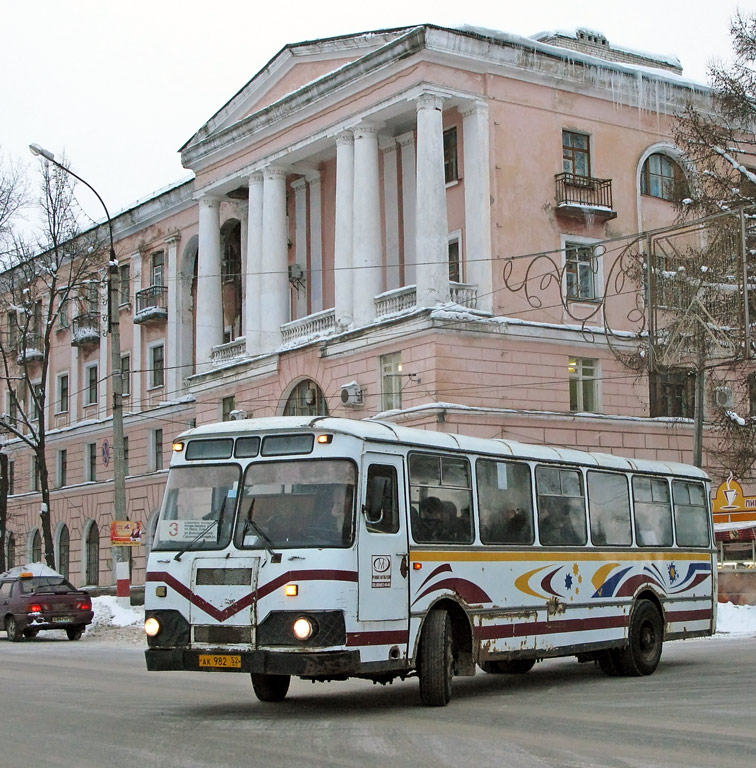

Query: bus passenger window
[[535, 466, 587, 547], [587, 471, 632, 546], [672, 481, 710, 547], [632, 476, 673, 546], [477, 459, 534, 545], [364, 465, 399, 534]]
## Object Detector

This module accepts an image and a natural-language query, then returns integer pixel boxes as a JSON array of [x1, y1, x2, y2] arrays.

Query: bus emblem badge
[[371, 555, 391, 588]]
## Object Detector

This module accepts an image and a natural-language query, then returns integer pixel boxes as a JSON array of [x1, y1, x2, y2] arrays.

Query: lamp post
[[29, 144, 129, 601]]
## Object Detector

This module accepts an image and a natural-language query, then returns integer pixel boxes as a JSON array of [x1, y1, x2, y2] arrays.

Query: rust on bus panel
[[547, 596, 566, 617]]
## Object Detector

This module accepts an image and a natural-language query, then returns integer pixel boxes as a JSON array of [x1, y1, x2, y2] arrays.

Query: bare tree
[[0, 156, 105, 567]]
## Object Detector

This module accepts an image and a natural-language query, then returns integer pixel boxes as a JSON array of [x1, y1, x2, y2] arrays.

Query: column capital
[[396, 131, 415, 148], [164, 233, 181, 246], [290, 177, 308, 192], [247, 171, 264, 186], [416, 92, 446, 113], [305, 170, 322, 186], [198, 195, 221, 210], [263, 166, 289, 181], [460, 99, 489, 119], [379, 135, 398, 153], [353, 122, 384, 140], [335, 131, 354, 147]]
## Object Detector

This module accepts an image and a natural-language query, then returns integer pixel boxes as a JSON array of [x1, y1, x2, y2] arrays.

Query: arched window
[[58, 525, 70, 580], [85, 521, 100, 586], [283, 379, 329, 417], [6, 532, 15, 569], [31, 529, 42, 563], [641, 154, 687, 201]]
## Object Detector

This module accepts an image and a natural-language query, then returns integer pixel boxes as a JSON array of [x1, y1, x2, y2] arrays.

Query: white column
[[381, 136, 400, 292], [196, 198, 224, 367], [415, 93, 450, 307], [98, 278, 108, 420], [307, 172, 323, 313], [398, 131, 416, 287], [260, 168, 289, 349], [462, 100, 492, 313], [245, 173, 263, 356], [130, 251, 142, 412], [292, 177, 308, 320], [333, 132, 354, 328], [352, 124, 383, 327], [164, 234, 180, 396]]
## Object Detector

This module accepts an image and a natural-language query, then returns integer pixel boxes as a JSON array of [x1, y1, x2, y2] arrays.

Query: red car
[[0, 569, 94, 641]]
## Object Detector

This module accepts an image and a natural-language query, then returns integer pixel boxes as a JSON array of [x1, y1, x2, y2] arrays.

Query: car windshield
[[235, 460, 356, 549], [19, 577, 75, 594], [153, 464, 241, 551]]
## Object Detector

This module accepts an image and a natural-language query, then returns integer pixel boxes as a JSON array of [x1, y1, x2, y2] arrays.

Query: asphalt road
[[1, 634, 754, 768]]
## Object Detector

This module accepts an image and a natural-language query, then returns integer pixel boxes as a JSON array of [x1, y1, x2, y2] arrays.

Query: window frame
[[84, 363, 99, 407], [562, 130, 591, 178], [86, 442, 97, 483], [56, 372, 70, 414], [569, 357, 599, 413], [151, 250, 165, 288], [149, 343, 165, 390], [641, 153, 686, 202], [565, 241, 599, 301], [380, 352, 403, 412], [118, 263, 131, 306]]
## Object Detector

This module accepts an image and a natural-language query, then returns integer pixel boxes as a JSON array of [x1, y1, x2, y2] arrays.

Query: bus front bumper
[[145, 647, 361, 677]]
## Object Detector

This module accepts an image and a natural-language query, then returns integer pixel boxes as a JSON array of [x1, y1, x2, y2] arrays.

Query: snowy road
[[1, 631, 754, 768]]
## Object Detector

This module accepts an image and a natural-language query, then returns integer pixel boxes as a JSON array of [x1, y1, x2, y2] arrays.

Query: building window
[[283, 380, 329, 417], [85, 364, 98, 406], [57, 373, 69, 414], [565, 242, 597, 301], [151, 251, 165, 287], [650, 368, 695, 418], [85, 283, 99, 314], [30, 383, 43, 422], [222, 396, 236, 422], [123, 436, 129, 476], [121, 354, 131, 398], [153, 429, 163, 471], [87, 442, 97, 482], [6, 531, 15, 569], [641, 154, 687, 201], [85, 522, 99, 586], [380, 352, 403, 412], [562, 130, 591, 177], [31, 456, 40, 492], [31, 529, 42, 563], [118, 263, 131, 305], [58, 525, 70, 580], [58, 300, 69, 329], [448, 236, 461, 283], [58, 449, 67, 488], [443, 127, 458, 183], [7, 390, 18, 425], [150, 344, 164, 389], [8, 461, 14, 495], [569, 357, 598, 413]]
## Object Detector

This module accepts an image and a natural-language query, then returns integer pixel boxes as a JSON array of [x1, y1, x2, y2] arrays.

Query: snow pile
[[716, 602, 756, 636], [84, 596, 145, 643]]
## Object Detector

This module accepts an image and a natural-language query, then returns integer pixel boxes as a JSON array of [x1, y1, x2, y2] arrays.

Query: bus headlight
[[144, 617, 162, 638], [292, 616, 317, 641]]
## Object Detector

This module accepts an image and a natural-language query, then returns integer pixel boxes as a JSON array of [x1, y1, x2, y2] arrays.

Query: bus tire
[[480, 659, 535, 674], [597, 650, 623, 676], [418, 609, 454, 707], [616, 599, 663, 676], [251, 673, 291, 702]]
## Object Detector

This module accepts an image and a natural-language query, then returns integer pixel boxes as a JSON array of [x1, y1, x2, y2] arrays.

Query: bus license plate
[[199, 654, 241, 669]]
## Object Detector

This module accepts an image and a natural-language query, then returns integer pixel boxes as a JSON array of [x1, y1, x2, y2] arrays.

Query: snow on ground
[[714, 602, 756, 637]]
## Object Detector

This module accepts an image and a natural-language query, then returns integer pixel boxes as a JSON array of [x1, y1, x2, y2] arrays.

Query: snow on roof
[[0, 562, 62, 579]]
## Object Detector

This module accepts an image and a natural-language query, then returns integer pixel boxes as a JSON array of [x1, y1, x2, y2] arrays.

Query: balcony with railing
[[15, 334, 44, 364], [375, 282, 478, 317], [554, 172, 617, 222], [71, 313, 101, 348], [134, 285, 168, 324], [211, 336, 247, 365]]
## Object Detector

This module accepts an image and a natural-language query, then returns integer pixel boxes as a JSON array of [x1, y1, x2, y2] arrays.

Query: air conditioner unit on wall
[[340, 382, 364, 408], [714, 386, 734, 409]]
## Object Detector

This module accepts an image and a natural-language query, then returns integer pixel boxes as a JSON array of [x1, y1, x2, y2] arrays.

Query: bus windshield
[[235, 460, 356, 549], [154, 465, 240, 551]]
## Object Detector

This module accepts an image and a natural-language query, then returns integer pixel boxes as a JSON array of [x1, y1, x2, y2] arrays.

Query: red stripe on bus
[[666, 608, 712, 623], [346, 629, 409, 647], [474, 613, 629, 640]]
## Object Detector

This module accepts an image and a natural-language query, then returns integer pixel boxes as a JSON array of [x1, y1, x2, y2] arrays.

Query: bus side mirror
[[363, 476, 387, 525]]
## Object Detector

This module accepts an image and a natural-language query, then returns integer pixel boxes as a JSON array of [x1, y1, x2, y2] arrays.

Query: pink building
[[2, 24, 752, 589]]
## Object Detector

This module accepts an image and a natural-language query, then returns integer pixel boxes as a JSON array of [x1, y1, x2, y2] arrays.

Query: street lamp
[[29, 143, 128, 597]]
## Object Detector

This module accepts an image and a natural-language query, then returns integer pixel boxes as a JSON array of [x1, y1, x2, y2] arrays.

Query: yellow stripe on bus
[[410, 550, 713, 563]]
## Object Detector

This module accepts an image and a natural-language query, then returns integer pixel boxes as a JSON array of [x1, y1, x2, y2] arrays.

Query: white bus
[[144, 417, 715, 706]]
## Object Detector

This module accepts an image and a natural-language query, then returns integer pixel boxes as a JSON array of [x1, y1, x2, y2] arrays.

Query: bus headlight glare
[[292, 616, 316, 641], [144, 617, 161, 638]]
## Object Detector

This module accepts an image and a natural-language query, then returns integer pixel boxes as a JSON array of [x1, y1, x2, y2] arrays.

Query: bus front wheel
[[616, 599, 663, 676], [418, 609, 454, 707], [251, 673, 291, 702]]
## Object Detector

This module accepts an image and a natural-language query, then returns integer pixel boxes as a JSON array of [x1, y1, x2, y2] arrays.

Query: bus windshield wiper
[[242, 499, 279, 560], [173, 520, 218, 561]]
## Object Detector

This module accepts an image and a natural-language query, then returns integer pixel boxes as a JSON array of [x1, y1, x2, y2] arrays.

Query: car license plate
[[199, 654, 241, 669], [51, 616, 73, 623]]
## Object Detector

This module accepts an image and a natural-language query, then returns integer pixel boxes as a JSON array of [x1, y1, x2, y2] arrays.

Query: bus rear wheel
[[418, 609, 454, 707], [251, 673, 291, 702], [481, 658, 535, 674], [615, 599, 663, 676]]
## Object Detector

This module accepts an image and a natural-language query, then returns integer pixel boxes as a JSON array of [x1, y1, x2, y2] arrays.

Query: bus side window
[[365, 465, 399, 534], [477, 459, 534, 545], [587, 471, 632, 546], [672, 480, 710, 547], [535, 466, 587, 546], [632, 476, 673, 547]]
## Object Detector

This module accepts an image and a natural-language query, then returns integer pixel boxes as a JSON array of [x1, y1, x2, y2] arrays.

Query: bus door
[[357, 454, 410, 627], [189, 555, 261, 644]]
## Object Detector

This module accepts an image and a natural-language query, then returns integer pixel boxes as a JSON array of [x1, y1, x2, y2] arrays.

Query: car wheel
[[5, 616, 23, 642], [66, 625, 85, 641], [251, 674, 290, 702]]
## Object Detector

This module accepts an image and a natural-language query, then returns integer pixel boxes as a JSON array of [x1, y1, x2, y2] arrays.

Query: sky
[[2, 0, 754, 228]]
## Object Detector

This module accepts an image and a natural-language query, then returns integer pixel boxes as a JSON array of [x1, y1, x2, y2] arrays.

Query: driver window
[[365, 465, 400, 533]]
